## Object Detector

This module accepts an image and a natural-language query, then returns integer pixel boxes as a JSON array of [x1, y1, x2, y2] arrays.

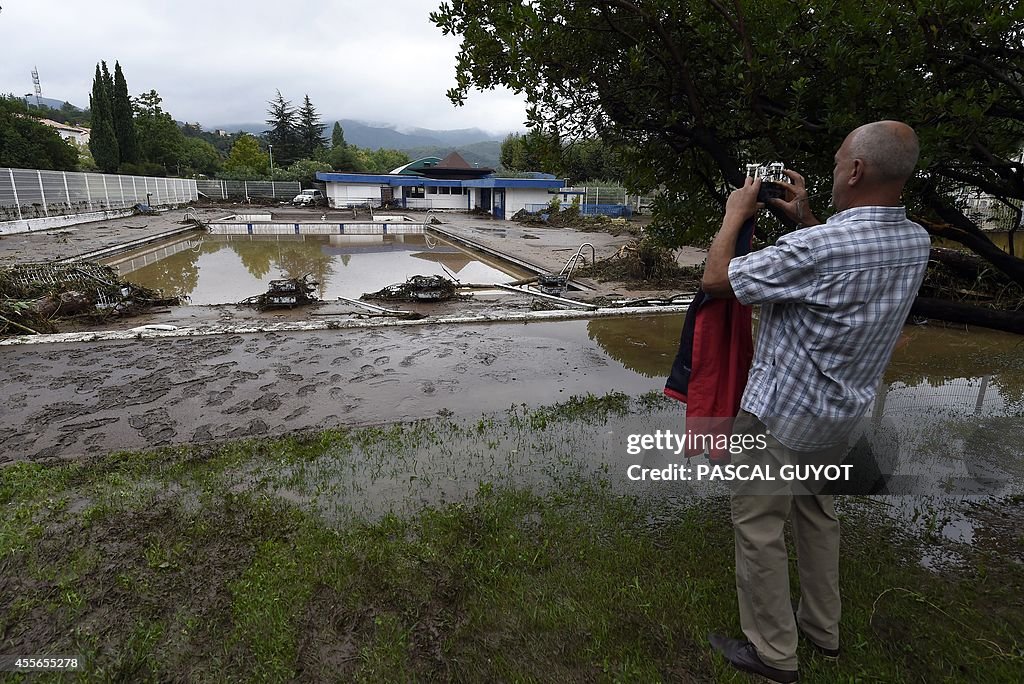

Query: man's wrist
[[721, 211, 749, 231]]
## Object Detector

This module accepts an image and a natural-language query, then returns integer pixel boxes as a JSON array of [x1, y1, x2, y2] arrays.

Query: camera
[[745, 162, 788, 203]]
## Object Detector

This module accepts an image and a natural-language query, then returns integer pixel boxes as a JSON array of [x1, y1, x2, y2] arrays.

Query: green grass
[[1, 395, 1022, 682]]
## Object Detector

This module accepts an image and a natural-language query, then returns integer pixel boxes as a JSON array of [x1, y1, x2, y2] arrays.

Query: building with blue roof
[[316, 151, 565, 219]]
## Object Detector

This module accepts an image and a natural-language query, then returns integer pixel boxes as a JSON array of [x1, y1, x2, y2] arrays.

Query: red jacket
[[664, 218, 756, 461]]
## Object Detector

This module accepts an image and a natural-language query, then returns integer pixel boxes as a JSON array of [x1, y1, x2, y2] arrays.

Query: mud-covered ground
[[0, 319, 670, 463]]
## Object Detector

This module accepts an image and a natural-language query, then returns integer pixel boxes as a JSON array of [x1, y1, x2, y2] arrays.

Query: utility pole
[[268, 144, 275, 198]]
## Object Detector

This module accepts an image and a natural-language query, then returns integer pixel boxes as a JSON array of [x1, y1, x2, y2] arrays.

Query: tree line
[[1, 65, 412, 184], [500, 129, 624, 184], [217, 90, 410, 183]]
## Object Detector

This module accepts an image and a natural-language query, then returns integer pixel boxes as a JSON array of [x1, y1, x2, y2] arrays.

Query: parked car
[[291, 189, 326, 207]]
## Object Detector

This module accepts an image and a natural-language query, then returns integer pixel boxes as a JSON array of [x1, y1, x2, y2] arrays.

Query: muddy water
[[101, 232, 528, 305], [590, 315, 1024, 412], [934, 231, 1020, 255]]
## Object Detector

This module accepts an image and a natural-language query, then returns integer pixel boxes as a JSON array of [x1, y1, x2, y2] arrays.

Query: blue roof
[[461, 177, 563, 189], [316, 173, 397, 184], [316, 172, 564, 190]]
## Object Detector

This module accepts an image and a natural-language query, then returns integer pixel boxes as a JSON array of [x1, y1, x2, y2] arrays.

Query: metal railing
[[195, 179, 301, 200], [0, 167, 198, 222]]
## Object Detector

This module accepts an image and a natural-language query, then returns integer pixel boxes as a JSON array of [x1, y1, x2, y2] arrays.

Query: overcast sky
[[1, 0, 529, 133]]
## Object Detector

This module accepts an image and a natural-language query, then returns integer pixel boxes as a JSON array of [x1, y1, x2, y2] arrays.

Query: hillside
[[20, 96, 83, 111], [208, 118, 506, 167]]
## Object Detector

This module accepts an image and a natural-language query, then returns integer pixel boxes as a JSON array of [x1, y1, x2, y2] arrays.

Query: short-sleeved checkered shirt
[[727, 205, 931, 451]]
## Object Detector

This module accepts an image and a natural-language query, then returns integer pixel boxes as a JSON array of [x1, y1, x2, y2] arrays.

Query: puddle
[[101, 232, 529, 304]]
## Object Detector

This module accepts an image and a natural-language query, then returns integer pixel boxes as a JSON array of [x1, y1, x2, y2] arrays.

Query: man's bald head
[[831, 121, 918, 210], [846, 121, 919, 183]]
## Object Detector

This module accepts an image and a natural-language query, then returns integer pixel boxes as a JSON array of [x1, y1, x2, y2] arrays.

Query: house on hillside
[[38, 119, 90, 146], [317, 151, 562, 219]]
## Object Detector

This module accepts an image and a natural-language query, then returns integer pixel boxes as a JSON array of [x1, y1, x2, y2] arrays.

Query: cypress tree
[[112, 62, 139, 165], [331, 121, 346, 148], [101, 62, 114, 102], [296, 95, 325, 158], [88, 63, 119, 172]]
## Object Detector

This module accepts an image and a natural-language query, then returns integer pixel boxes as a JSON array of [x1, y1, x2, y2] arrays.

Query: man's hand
[[725, 175, 763, 221], [766, 169, 821, 228]]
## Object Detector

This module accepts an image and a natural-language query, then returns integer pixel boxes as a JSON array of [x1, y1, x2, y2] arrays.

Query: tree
[[499, 129, 562, 174], [132, 90, 187, 174], [183, 137, 222, 176], [264, 90, 299, 164], [331, 121, 346, 148], [222, 133, 269, 179], [101, 62, 114, 107], [282, 158, 332, 186], [112, 62, 140, 165], [364, 148, 410, 174], [432, 0, 1024, 328], [326, 144, 364, 172], [296, 95, 326, 158], [88, 62, 118, 172], [561, 138, 624, 184], [0, 95, 78, 170]]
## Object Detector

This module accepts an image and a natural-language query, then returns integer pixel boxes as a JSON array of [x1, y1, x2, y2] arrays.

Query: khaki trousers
[[730, 410, 842, 671]]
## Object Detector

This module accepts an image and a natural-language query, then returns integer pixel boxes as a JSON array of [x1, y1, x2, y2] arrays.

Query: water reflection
[[585, 315, 682, 378], [587, 314, 1024, 415], [103, 233, 525, 304]]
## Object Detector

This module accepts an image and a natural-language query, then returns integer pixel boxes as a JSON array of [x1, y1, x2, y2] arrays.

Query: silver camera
[[746, 162, 788, 202]]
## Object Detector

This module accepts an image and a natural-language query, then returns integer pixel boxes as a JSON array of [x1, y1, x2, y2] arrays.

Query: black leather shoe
[[708, 634, 799, 683]]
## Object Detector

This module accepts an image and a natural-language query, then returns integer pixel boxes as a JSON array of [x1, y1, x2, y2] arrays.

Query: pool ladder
[[182, 208, 207, 231], [560, 242, 596, 280], [538, 242, 595, 295]]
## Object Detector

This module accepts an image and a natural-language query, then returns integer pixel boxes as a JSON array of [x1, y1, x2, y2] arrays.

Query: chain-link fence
[[0, 168, 198, 222], [195, 179, 300, 200]]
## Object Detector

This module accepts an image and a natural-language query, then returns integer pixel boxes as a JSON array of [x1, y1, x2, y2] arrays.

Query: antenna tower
[[31, 66, 42, 108]]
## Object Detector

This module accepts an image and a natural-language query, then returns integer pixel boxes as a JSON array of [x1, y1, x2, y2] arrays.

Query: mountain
[[21, 96, 83, 111], [208, 118, 507, 153]]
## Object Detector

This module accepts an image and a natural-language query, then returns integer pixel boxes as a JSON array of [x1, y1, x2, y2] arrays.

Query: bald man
[[703, 122, 930, 683]]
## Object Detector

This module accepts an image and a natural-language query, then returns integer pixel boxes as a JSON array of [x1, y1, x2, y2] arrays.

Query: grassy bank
[[1, 396, 1022, 682]]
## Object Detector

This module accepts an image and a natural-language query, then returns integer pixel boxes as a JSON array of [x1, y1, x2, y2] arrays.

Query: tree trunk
[[911, 297, 1024, 335], [928, 247, 993, 277]]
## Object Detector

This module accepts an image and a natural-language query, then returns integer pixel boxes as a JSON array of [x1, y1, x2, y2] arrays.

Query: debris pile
[[921, 247, 1024, 311], [0, 262, 179, 336], [362, 275, 459, 303], [238, 275, 319, 310], [575, 238, 704, 288], [512, 206, 636, 235]]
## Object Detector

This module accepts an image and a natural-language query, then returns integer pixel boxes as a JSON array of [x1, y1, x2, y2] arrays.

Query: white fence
[[0, 168, 197, 222], [195, 179, 300, 200]]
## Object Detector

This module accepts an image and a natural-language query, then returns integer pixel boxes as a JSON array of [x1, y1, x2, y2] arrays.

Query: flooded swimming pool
[[101, 231, 530, 304]]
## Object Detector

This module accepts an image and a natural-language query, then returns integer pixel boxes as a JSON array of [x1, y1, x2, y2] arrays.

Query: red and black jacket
[[664, 218, 756, 461]]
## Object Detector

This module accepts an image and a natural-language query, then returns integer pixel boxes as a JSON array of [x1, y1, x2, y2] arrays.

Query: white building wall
[[420, 187, 471, 210], [58, 129, 90, 146], [505, 187, 554, 216], [326, 182, 383, 207]]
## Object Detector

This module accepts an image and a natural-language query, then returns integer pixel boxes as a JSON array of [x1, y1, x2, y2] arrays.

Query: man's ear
[[848, 158, 864, 186]]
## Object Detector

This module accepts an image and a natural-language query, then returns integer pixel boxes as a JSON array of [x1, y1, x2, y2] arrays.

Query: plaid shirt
[[727, 206, 931, 450]]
